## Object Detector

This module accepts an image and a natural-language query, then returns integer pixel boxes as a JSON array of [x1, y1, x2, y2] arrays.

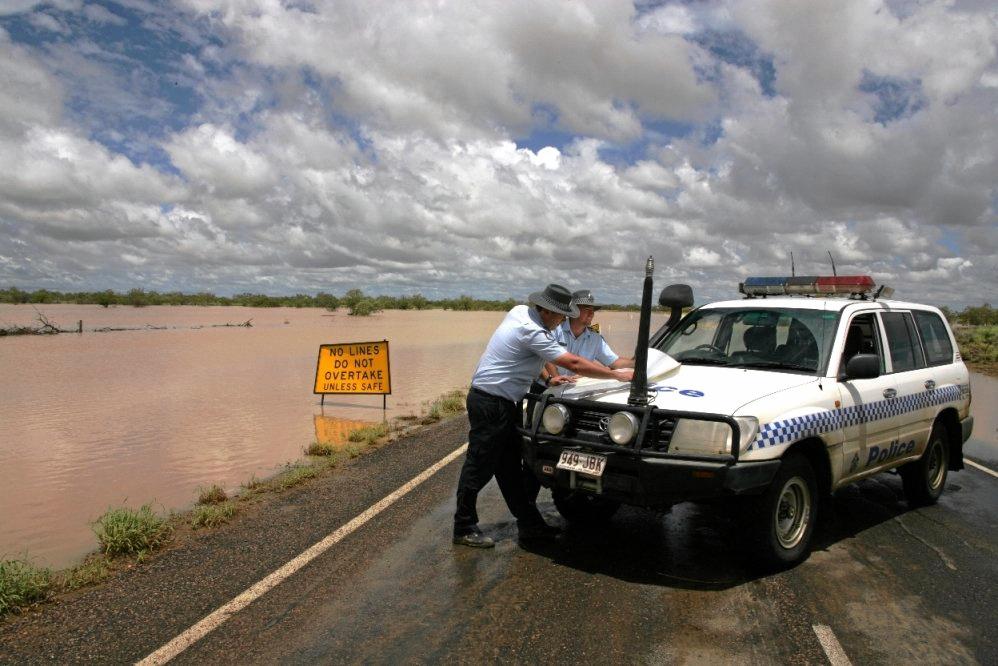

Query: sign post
[[314, 340, 392, 411]]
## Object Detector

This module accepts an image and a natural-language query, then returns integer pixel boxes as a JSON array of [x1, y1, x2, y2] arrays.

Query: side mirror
[[843, 354, 880, 380], [654, 284, 694, 344], [659, 284, 694, 309]]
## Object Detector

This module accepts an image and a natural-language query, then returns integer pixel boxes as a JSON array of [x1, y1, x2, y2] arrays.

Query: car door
[[880, 311, 933, 460], [834, 311, 900, 481]]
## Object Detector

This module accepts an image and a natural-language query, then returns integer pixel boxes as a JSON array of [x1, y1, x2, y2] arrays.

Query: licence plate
[[556, 450, 607, 478]]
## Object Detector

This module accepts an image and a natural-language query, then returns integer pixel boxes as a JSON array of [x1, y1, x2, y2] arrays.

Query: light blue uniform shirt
[[553, 320, 619, 375], [471, 305, 566, 402]]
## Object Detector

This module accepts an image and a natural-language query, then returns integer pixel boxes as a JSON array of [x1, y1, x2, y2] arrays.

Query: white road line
[[137, 443, 469, 666], [812, 624, 852, 666], [965, 459, 998, 479]]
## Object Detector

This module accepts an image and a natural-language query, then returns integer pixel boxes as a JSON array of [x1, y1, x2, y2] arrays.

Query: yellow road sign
[[314, 340, 391, 395]]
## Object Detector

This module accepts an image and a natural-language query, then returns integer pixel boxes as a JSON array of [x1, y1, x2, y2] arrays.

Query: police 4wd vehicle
[[522, 260, 974, 568]]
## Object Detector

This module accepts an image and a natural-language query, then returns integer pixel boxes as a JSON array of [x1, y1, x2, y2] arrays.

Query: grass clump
[[0, 559, 51, 616], [306, 440, 336, 456], [277, 464, 319, 490], [197, 484, 228, 505], [59, 557, 110, 591], [347, 422, 389, 446], [422, 389, 466, 424], [191, 502, 237, 529], [92, 504, 172, 557]]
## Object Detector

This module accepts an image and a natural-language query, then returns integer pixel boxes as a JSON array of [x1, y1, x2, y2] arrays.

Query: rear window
[[881, 312, 926, 373], [913, 311, 954, 366]]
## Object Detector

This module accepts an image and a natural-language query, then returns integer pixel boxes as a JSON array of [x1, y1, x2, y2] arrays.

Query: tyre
[[744, 453, 818, 569], [900, 424, 948, 507], [552, 487, 620, 524]]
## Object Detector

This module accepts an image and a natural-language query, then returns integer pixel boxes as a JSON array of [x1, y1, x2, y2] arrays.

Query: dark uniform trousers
[[454, 387, 544, 536]]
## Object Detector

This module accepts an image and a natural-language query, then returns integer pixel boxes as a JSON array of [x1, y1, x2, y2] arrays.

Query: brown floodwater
[[0, 304, 648, 567], [1, 304, 994, 569]]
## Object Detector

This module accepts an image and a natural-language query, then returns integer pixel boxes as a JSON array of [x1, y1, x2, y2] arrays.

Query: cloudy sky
[[0, 0, 995, 306]]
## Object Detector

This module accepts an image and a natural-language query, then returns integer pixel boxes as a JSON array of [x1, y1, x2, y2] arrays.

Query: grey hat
[[572, 289, 603, 310], [529, 283, 579, 317]]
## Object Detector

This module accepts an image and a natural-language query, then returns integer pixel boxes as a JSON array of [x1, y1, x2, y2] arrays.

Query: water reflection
[[313, 413, 379, 449]]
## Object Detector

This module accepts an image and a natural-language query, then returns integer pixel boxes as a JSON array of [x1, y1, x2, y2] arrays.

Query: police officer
[[542, 289, 635, 382], [454, 284, 634, 548]]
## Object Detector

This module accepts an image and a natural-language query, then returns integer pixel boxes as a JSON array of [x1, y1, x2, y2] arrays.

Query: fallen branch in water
[[0, 313, 71, 336], [210, 319, 253, 328]]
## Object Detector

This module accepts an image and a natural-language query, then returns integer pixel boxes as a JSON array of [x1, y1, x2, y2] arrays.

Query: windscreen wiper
[[678, 357, 731, 366], [736, 360, 815, 372]]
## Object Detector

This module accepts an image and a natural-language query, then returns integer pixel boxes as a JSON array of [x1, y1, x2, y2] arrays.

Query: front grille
[[566, 406, 678, 452]]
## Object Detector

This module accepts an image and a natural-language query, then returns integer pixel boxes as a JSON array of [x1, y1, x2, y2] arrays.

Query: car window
[[840, 312, 885, 374], [658, 307, 836, 374], [913, 311, 954, 366], [881, 312, 926, 373]]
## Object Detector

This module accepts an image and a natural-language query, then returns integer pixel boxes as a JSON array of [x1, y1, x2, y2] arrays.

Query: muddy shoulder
[[0, 414, 470, 662]]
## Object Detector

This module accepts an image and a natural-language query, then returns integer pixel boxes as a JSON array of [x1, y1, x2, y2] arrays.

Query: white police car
[[522, 272, 974, 568]]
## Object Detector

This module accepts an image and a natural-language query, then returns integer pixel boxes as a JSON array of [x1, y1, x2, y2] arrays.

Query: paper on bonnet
[[565, 348, 679, 393]]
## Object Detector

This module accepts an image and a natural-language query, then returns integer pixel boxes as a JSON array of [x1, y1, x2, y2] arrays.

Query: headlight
[[608, 411, 640, 445], [542, 404, 570, 434], [670, 416, 759, 456]]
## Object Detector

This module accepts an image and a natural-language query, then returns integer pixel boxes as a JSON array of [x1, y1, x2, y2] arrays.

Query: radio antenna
[[827, 251, 837, 276], [791, 251, 796, 277]]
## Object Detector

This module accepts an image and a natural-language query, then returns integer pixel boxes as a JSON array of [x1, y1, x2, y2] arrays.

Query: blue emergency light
[[740, 275, 877, 297]]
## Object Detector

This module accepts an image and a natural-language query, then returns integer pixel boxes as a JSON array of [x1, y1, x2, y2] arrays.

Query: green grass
[[305, 440, 337, 456], [955, 325, 998, 369], [0, 559, 51, 616], [421, 389, 466, 424], [276, 464, 319, 489], [346, 422, 390, 445], [92, 504, 172, 557], [190, 502, 238, 529], [58, 557, 110, 591], [197, 484, 228, 505]]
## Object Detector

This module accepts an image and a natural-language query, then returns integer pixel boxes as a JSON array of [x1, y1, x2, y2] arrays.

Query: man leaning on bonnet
[[453, 283, 633, 548]]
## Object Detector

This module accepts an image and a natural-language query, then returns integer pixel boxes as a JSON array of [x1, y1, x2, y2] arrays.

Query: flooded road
[[0, 303, 993, 569], [0, 304, 644, 567]]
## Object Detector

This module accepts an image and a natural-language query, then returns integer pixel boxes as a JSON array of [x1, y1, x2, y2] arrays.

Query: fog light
[[608, 411, 640, 445], [542, 404, 570, 435]]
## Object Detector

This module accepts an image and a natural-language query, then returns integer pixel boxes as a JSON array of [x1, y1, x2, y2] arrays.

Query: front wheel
[[900, 424, 949, 506], [552, 488, 620, 524], [744, 453, 818, 569]]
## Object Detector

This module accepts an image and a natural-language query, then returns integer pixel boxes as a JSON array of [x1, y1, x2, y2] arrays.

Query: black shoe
[[452, 530, 495, 548], [517, 520, 561, 542]]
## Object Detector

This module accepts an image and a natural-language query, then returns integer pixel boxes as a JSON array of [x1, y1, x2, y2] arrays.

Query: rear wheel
[[744, 453, 818, 569], [552, 488, 620, 524], [900, 424, 949, 506]]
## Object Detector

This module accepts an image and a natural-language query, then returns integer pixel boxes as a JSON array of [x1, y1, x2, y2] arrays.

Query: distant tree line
[[0, 286, 525, 316], [939, 304, 998, 326]]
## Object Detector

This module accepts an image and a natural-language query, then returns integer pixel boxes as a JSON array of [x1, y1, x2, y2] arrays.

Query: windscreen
[[656, 307, 838, 375]]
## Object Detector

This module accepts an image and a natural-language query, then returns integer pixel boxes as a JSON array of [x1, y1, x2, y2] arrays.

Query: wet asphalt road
[[1, 418, 994, 665], [171, 433, 997, 665]]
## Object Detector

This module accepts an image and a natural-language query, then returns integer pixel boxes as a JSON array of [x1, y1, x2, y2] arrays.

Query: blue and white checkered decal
[[749, 384, 964, 451]]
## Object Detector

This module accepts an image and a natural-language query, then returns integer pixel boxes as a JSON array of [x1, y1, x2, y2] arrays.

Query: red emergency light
[[741, 275, 878, 297]]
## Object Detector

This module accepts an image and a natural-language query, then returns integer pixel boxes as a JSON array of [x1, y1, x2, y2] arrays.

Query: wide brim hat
[[528, 283, 579, 317], [572, 289, 604, 310]]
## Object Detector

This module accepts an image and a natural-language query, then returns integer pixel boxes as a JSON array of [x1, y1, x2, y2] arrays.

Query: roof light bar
[[740, 275, 877, 297]]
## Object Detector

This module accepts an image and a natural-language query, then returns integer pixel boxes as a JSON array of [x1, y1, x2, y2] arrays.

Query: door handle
[[924, 380, 936, 390], [883, 388, 897, 399]]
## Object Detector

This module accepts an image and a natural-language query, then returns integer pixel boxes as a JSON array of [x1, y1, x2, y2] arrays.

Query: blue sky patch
[[858, 71, 927, 125], [690, 29, 777, 97]]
